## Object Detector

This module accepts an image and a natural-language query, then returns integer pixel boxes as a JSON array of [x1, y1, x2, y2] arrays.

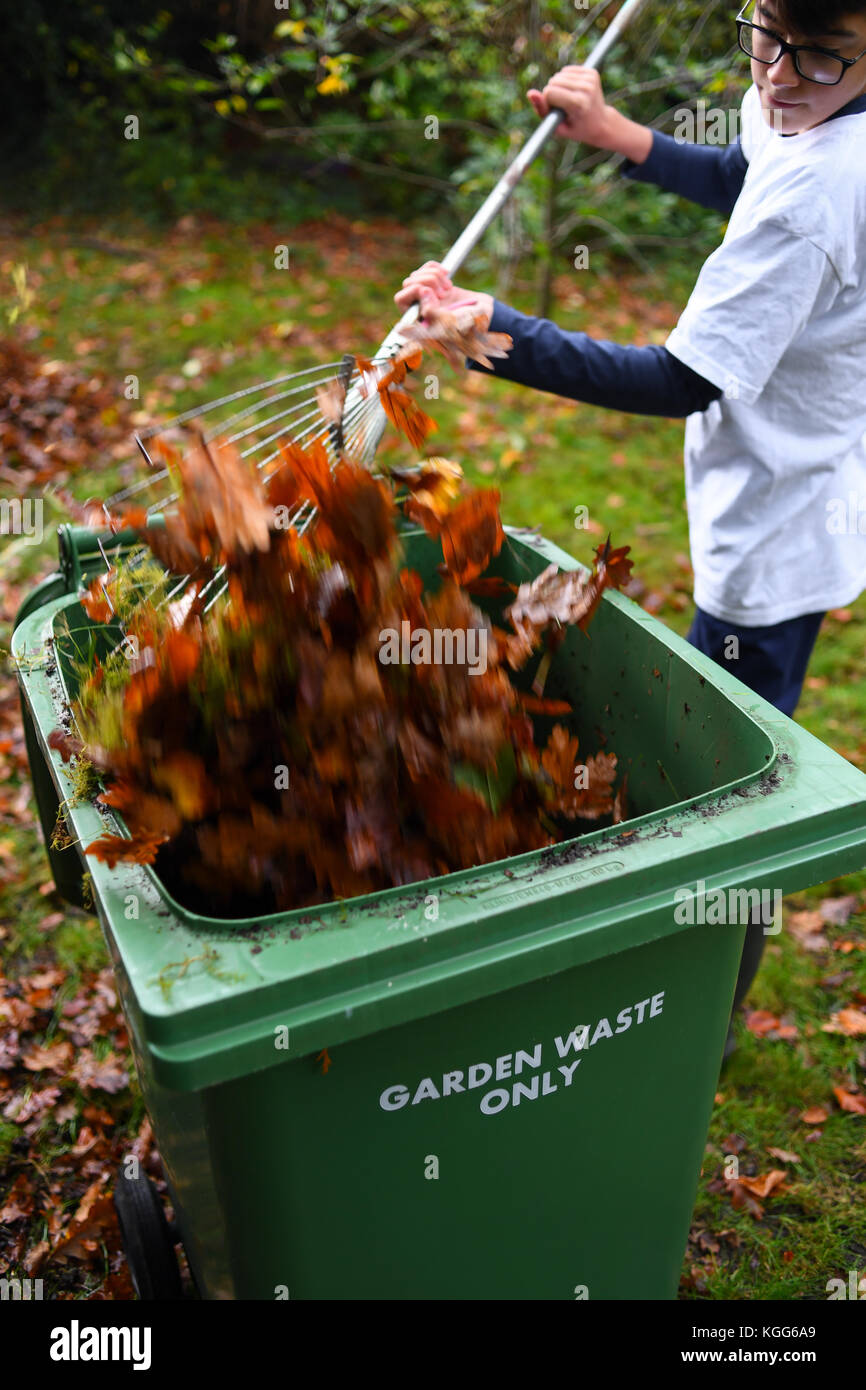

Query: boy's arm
[[465, 299, 722, 418], [466, 220, 838, 416], [525, 68, 748, 216], [621, 130, 748, 217]]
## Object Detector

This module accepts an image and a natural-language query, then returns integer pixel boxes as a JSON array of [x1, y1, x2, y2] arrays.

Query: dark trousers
[[685, 605, 825, 1017]]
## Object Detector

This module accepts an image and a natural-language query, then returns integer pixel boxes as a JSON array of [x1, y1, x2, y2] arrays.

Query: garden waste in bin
[[14, 523, 866, 1299]]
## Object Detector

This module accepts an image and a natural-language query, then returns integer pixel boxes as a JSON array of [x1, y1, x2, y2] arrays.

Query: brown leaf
[[736, 1169, 788, 1199], [47, 728, 84, 764], [727, 1182, 764, 1220], [390, 456, 463, 517], [822, 1008, 866, 1036], [2, 1087, 61, 1123], [788, 909, 826, 938], [766, 1147, 801, 1164], [378, 383, 437, 449], [833, 1086, 866, 1115], [70, 1049, 129, 1094], [21, 1040, 74, 1073], [315, 377, 347, 426], [53, 1178, 117, 1265], [399, 302, 513, 372], [819, 894, 860, 925], [745, 1009, 781, 1037], [0, 1174, 35, 1223], [800, 1105, 830, 1124], [84, 829, 167, 868], [439, 489, 505, 586]]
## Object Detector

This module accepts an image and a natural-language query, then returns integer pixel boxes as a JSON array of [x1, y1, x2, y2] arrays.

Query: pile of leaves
[[0, 336, 132, 486], [0, 954, 159, 1298], [51, 309, 632, 915]]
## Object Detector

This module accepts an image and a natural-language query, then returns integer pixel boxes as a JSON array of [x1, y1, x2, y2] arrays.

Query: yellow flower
[[316, 73, 348, 96]]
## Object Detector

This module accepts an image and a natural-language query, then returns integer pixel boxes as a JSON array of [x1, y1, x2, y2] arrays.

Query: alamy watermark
[[0, 1276, 43, 1300], [379, 621, 488, 676], [673, 100, 783, 144], [0, 496, 43, 545], [826, 493, 866, 535], [674, 880, 782, 934]]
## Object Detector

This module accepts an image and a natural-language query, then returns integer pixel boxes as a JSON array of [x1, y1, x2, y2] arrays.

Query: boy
[[395, 1, 866, 1050]]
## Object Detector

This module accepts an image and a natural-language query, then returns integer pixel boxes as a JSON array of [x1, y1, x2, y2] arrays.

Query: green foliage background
[[5, 1, 749, 281]]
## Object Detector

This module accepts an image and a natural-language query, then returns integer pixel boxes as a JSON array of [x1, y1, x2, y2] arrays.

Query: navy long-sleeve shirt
[[622, 129, 748, 216], [465, 130, 751, 415]]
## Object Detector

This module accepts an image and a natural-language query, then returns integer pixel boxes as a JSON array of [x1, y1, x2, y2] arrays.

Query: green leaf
[[453, 743, 516, 815]]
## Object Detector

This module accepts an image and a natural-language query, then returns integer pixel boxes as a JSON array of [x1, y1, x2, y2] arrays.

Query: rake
[[93, 0, 648, 614]]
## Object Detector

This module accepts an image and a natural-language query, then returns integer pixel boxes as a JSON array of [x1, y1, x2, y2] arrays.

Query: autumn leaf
[[462, 576, 518, 599], [70, 1049, 129, 1094], [399, 302, 513, 372], [736, 1169, 788, 1199], [766, 1147, 801, 1164], [505, 543, 632, 654], [0, 1174, 34, 1223], [80, 571, 116, 623], [52, 1178, 118, 1265], [800, 1105, 829, 1124], [47, 728, 84, 764], [3, 1087, 61, 1123], [818, 894, 860, 925], [745, 1010, 780, 1037], [541, 726, 618, 820], [833, 1086, 866, 1115], [515, 693, 573, 716], [84, 829, 167, 868], [389, 456, 463, 516], [439, 489, 504, 585], [21, 1040, 74, 1073], [378, 383, 438, 449], [316, 376, 347, 426], [822, 1007, 866, 1036]]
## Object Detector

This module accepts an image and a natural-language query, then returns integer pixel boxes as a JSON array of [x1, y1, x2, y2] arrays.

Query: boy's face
[[750, 0, 866, 133]]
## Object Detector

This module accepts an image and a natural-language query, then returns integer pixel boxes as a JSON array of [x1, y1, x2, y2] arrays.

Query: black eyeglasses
[[736, 2, 866, 85]]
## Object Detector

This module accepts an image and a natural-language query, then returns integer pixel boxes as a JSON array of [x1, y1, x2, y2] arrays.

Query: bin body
[[14, 526, 866, 1300], [136, 923, 741, 1300]]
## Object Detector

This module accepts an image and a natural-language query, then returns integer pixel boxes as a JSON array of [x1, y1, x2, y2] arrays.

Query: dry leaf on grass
[[832, 1086, 866, 1115], [822, 1008, 866, 1036], [800, 1105, 830, 1125]]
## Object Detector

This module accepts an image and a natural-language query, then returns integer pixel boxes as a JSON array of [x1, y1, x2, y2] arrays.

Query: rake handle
[[394, 0, 651, 333]]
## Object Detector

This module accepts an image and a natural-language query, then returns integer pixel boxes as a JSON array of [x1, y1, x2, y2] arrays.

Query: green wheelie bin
[[13, 524, 866, 1299]]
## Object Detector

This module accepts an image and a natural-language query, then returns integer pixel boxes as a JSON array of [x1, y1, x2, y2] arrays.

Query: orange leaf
[[439, 489, 504, 585], [47, 728, 84, 764], [399, 302, 513, 372], [378, 383, 438, 449], [822, 1007, 866, 1036], [516, 693, 573, 716], [745, 1009, 780, 1037], [800, 1105, 829, 1124], [736, 1169, 788, 1199], [84, 829, 167, 868], [833, 1086, 866, 1115], [80, 572, 115, 623]]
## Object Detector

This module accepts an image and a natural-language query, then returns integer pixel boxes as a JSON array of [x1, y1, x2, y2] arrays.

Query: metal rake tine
[[135, 361, 353, 439]]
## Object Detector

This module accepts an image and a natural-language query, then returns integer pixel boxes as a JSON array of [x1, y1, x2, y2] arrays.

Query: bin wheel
[[114, 1168, 184, 1301]]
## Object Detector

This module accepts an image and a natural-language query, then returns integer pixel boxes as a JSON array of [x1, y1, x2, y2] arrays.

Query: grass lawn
[[1, 208, 864, 1299]]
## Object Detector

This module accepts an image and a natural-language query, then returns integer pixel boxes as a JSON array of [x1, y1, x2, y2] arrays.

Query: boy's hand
[[527, 65, 613, 148], [395, 261, 494, 331]]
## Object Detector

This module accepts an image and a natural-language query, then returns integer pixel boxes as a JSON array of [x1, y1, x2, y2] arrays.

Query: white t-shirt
[[665, 83, 866, 626]]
